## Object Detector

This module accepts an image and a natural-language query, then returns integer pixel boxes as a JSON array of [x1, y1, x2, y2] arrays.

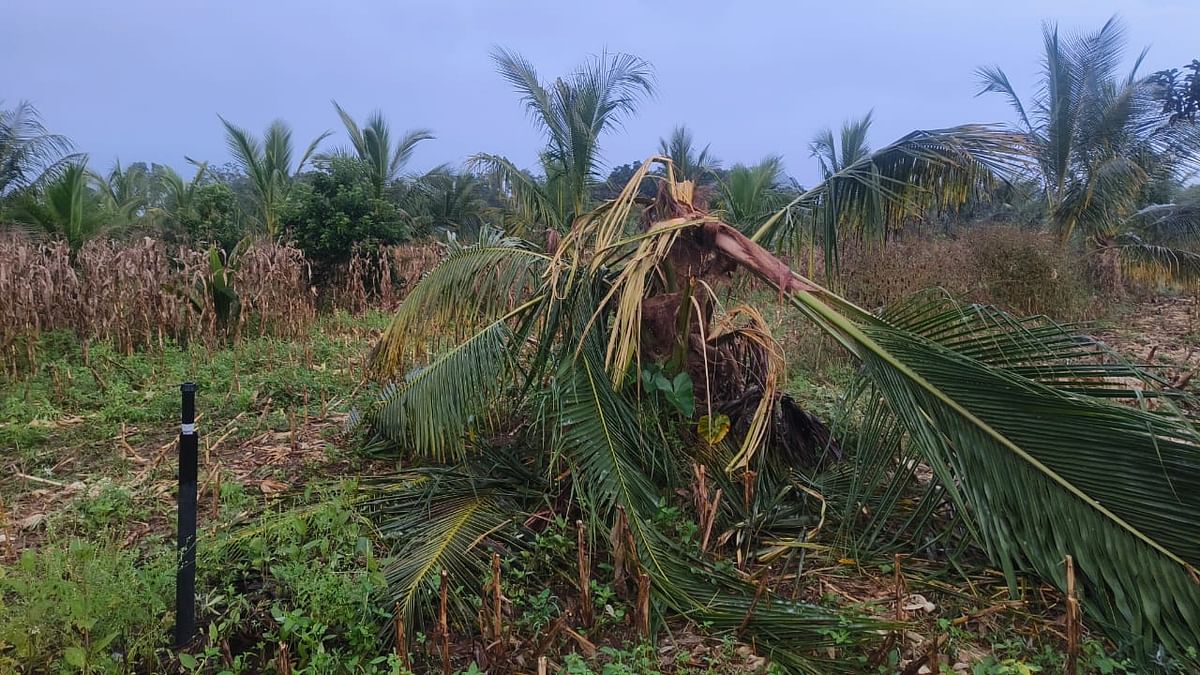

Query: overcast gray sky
[[5, 1, 1198, 185]]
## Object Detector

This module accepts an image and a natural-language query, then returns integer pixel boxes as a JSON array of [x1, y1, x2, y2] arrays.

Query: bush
[[180, 182, 244, 251], [287, 158, 412, 284], [834, 225, 1097, 321], [961, 225, 1093, 318]]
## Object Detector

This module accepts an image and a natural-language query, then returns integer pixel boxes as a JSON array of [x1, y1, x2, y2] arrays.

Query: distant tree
[[97, 160, 152, 224], [809, 111, 873, 178], [592, 162, 657, 202], [287, 156, 409, 280], [220, 117, 330, 237], [471, 48, 655, 234], [1152, 59, 1200, 124], [329, 101, 433, 200], [403, 168, 492, 239], [184, 183, 243, 251], [11, 162, 116, 250], [716, 156, 790, 231], [657, 125, 719, 183], [978, 17, 1200, 288], [146, 160, 241, 247], [0, 100, 75, 201]]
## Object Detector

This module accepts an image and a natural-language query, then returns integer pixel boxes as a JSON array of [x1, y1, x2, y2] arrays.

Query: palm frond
[[822, 290, 1185, 554], [358, 469, 523, 635], [719, 156, 788, 232], [788, 284, 1200, 659], [976, 66, 1034, 133], [488, 48, 654, 229], [490, 47, 565, 150], [369, 312, 529, 462], [295, 128, 332, 177], [390, 128, 435, 177], [370, 235, 549, 377], [467, 153, 560, 233], [658, 125, 719, 183], [1108, 234, 1200, 290], [753, 125, 1027, 268], [554, 331, 885, 673], [552, 344, 662, 519], [0, 100, 76, 198]]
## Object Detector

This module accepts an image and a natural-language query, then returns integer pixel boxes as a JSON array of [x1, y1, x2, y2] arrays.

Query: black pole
[[175, 382, 198, 648]]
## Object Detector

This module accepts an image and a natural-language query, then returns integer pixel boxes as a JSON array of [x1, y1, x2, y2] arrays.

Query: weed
[[0, 541, 174, 673]]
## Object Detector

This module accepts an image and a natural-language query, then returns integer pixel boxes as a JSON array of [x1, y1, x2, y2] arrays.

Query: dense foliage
[[287, 157, 413, 280]]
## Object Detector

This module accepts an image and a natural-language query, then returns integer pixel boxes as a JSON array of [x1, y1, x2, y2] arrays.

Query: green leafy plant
[[0, 542, 174, 673], [641, 363, 695, 417]]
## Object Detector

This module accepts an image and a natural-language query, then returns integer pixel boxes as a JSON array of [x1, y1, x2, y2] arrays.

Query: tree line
[[2, 16, 1198, 291]]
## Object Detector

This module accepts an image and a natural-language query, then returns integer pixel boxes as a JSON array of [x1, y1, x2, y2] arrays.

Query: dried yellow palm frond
[[707, 304, 785, 471], [596, 214, 713, 388]]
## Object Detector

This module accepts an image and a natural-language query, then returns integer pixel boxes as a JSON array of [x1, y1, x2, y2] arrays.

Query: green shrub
[[287, 158, 413, 284], [195, 488, 392, 673]]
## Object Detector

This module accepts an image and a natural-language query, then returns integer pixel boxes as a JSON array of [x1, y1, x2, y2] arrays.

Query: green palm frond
[[12, 161, 114, 250], [332, 101, 432, 198], [370, 235, 549, 377], [976, 66, 1035, 134], [822, 290, 1185, 554], [752, 125, 1027, 267], [553, 332, 884, 673], [0, 100, 77, 198], [718, 156, 789, 232], [874, 290, 1173, 395], [220, 116, 328, 236], [787, 284, 1200, 660], [484, 48, 654, 231], [467, 153, 561, 233], [981, 15, 1200, 259], [658, 125, 719, 183], [358, 469, 523, 634], [369, 312, 532, 462], [810, 111, 874, 179], [551, 345, 661, 519], [1128, 198, 1200, 243]]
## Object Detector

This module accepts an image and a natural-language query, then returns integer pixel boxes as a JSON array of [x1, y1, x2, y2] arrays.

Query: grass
[[0, 300, 1176, 673]]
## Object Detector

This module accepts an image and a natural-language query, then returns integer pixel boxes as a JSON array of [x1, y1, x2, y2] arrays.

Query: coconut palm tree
[[0, 100, 75, 200], [403, 168, 492, 239], [977, 17, 1200, 289], [658, 125, 719, 183], [470, 48, 655, 234], [359, 163, 1200, 670], [97, 160, 152, 224], [219, 117, 329, 237], [715, 155, 791, 231], [330, 101, 433, 200], [809, 111, 873, 179], [751, 124, 1028, 271], [12, 162, 114, 250], [152, 159, 209, 231]]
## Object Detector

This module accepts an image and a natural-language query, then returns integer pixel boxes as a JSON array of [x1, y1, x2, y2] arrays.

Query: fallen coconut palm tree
[[358, 151, 1199, 670]]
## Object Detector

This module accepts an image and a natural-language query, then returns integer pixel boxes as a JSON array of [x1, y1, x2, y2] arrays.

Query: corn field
[[325, 242, 442, 314], [0, 234, 438, 372]]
